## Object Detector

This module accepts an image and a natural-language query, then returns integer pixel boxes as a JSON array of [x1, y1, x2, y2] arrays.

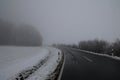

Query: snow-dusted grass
[[0, 46, 49, 80], [0, 46, 62, 80], [26, 47, 62, 80]]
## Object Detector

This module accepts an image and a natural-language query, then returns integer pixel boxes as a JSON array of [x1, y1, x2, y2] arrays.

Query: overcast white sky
[[0, 0, 120, 45]]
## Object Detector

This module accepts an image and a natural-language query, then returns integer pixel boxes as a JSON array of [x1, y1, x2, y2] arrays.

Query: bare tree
[[112, 39, 120, 56]]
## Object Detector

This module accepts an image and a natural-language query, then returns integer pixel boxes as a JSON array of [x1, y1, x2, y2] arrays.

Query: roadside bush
[[112, 39, 120, 56], [78, 39, 108, 53]]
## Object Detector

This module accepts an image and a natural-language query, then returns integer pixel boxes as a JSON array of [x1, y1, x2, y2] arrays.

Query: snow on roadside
[[26, 47, 62, 80], [80, 49, 120, 60], [0, 46, 49, 80]]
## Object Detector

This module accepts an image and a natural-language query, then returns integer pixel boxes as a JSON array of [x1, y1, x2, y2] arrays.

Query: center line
[[83, 56, 93, 62]]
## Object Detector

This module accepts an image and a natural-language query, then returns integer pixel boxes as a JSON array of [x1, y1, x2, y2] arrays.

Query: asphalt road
[[60, 47, 120, 80]]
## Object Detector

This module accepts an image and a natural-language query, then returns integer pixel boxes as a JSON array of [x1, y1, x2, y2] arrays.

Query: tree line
[[53, 39, 120, 57], [0, 20, 42, 46]]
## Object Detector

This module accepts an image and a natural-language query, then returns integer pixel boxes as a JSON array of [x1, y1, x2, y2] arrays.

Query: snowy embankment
[[0, 46, 63, 80], [79, 49, 120, 60]]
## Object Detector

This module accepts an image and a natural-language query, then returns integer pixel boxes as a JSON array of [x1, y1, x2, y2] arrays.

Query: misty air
[[0, 0, 120, 80]]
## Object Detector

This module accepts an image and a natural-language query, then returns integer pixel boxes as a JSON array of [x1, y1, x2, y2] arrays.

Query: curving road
[[60, 47, 120, 80]]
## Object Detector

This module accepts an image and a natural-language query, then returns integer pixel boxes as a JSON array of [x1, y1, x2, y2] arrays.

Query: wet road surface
[[60, 47, 120, 80]]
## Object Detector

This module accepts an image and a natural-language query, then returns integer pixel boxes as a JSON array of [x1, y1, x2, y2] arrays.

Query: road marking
[[83, 56, 93, 62]]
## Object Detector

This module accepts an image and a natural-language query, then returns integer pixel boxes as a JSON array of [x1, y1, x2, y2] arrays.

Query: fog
[[0, 0, 120, 45]]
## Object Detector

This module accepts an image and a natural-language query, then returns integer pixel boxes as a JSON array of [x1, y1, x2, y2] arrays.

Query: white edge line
[[57, 51, 65, 80]]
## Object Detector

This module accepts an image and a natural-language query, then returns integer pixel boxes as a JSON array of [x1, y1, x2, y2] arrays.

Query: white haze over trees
[[0, 0, 120, 45], [0, 20, 42, 46]]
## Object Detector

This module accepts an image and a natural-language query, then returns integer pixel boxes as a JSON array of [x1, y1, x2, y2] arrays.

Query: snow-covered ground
[[0, 46, 62, 80]]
